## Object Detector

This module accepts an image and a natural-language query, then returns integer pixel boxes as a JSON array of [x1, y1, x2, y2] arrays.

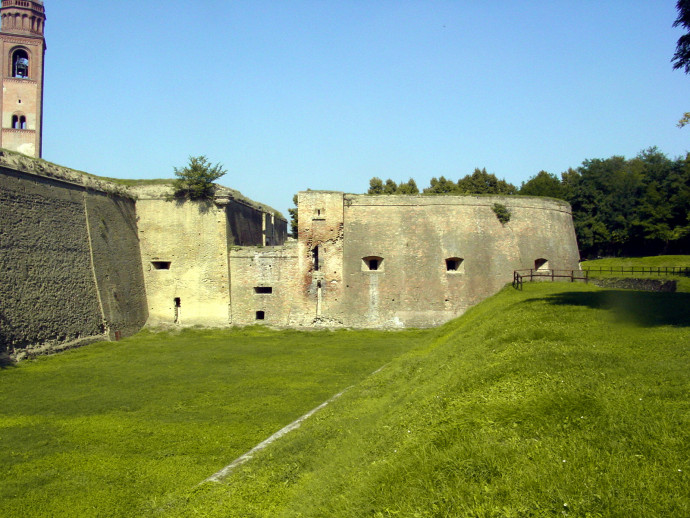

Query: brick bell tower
[[0, 0, 45, 158]]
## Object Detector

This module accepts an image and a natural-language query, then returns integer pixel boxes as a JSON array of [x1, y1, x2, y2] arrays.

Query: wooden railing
[[513, 265, 690, 290], [513, 269, 588, 290], [581, 266, 690, 277]]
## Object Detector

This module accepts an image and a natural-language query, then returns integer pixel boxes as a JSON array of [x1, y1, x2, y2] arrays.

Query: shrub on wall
[[492, 203, 511, 224], [171, 156, 226, 200]]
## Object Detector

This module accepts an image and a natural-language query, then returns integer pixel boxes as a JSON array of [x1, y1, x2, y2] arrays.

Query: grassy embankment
[[170, 282, 689, 517], [2, 258, 689, 516]]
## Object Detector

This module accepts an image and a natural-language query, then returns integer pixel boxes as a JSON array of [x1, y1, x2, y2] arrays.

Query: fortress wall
[[297, 191, 346, 325], [228, 243, 301, 326], [224, 199, 287, 247], [136, 197, 231, 327], [226, 198, 265, 246], [0, 166, 147, 355], [84, 192, 148, 339], [307, 194, 579, 328], [270, 214, 288, 246]]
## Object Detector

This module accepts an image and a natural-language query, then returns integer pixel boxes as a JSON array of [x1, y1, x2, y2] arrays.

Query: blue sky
[[42, 1, 688, 216]]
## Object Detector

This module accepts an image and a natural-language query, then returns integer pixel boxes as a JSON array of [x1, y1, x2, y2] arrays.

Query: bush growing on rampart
[[492, 202, 511, 224], [171, 155, 226, 200]]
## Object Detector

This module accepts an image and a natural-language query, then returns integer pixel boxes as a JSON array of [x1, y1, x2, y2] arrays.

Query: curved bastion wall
[[228, 192, 581, 328]]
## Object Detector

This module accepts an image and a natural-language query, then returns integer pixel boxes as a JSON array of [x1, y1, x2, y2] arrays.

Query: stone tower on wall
[[0, 0, 45, 158]]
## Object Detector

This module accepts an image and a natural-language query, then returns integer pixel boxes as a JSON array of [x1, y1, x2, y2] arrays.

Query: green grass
[[0, 327, 424, 517], [581, 255, 690, 291], [100, 177, 173, 186], [2, 282, 689, 517], [167, 283, 690, 517]]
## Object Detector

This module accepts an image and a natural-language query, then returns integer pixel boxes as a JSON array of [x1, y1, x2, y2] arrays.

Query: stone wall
[[228, 243, 301, 326], [134, 185, 288, 327], [294, 192, 581, 328], [135, 194, 232, 327], [85, 191, 148, 339], [0, 165, 147, 356]]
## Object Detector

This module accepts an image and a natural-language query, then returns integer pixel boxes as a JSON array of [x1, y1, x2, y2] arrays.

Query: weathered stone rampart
[[289, 192, 580, 328], [0, 162, 147, 357], [1, 150, 580, 348], [132, 185, 289, 327]]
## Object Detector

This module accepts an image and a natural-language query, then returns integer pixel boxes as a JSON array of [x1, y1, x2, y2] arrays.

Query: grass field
[[0, 327, 425, 516], [2, 273, 689, 516], [582, 255, 690, 292]]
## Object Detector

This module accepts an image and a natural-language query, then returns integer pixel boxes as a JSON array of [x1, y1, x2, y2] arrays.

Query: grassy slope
[[172, 283, 690, 517], [0, 327, 424, 517]]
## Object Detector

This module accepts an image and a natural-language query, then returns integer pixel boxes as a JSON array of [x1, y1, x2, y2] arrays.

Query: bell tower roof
[[0, 0, 46, 38]]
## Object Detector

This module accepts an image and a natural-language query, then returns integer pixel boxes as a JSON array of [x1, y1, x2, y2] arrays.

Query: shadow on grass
[[529, 290, 690, 327], [0, 352, 16, 369]]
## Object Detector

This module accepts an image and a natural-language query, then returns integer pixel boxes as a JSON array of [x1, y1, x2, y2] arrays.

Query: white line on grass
[[201, 364, 388, 484], [201, 387, 350, 484]]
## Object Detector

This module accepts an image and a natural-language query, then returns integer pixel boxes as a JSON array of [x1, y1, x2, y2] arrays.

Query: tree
[[672, 0, 690, 74], [456, 168, 517, 195], [383, 179, 398, 194], [424, 176, 458, 194], [397, 178, 419, 194], [368, 177, 384, 194], [519, 170, 566, 199], [171, 155, 227, 200], [288, 194, 299, 238]]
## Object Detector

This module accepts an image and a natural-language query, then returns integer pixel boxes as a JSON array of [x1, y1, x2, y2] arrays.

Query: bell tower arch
[[0, 0, 45, 157]]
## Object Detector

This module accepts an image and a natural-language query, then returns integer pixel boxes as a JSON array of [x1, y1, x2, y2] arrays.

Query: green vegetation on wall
[[170, 155, 227, 200], [491, 202, 511, 224]]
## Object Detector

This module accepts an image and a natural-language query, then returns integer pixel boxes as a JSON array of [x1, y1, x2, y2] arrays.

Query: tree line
[[364, 148, 690, 258]]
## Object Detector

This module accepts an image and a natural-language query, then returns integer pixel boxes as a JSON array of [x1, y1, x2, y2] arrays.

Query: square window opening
[[256, 311, 265, 320], [446, 257, 464, 273]]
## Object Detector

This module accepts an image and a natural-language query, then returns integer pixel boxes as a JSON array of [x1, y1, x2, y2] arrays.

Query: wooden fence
[[581, 266, 690, 276], [513, 269, 588, 290], [513, 265, 690, 290]]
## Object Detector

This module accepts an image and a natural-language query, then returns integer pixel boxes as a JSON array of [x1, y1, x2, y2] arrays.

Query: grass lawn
[[0, 327, 425, 517], [2, 280, 689, 517], [170, 283, 690, 517], [581, 255, 690, 292]]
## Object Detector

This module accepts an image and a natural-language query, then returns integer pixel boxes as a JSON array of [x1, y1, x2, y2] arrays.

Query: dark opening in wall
[[174, 297, 181, 324], [535, 258, 549, 271], [254, 287, 273, 294], [152, 261, 171, 270], [12, 49, 29, 78], [312, 246, 320, 271], [446, 257, 464, 273], [362, 256, 384, 271], [256, 311, 265, 320]]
